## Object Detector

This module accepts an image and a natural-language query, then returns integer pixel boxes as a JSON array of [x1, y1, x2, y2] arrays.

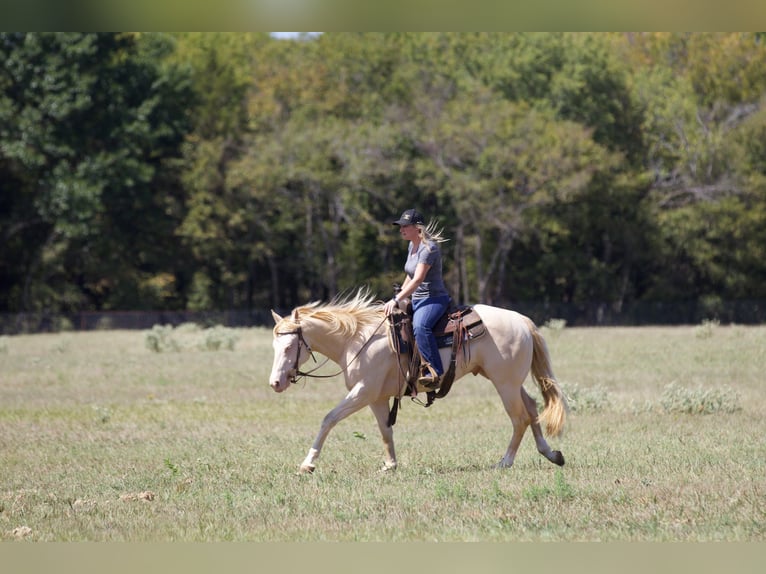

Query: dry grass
[[1, 324, 764, 541]]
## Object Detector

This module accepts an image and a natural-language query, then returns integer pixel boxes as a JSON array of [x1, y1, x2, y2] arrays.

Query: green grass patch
[[1, 325, 765, 541]]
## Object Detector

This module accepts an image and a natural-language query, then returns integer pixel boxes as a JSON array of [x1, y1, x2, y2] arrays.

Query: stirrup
[[417, 363, 440, 389]]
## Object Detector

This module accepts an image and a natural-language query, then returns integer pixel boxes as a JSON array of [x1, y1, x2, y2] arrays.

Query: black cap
[[392, 208, 425, 226]]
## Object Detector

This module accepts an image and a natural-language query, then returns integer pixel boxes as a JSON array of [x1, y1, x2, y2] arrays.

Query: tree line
[[2, 32, 766, 324]]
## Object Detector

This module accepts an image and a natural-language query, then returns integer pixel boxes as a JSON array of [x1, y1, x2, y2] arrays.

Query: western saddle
[[386, 298, 485, 426]]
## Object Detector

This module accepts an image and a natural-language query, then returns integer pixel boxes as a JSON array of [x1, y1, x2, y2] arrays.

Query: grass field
[[1, 322, 764, 541]]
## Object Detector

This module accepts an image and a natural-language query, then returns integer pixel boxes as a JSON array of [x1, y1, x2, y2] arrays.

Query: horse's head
[[269, 309, 312, 393]]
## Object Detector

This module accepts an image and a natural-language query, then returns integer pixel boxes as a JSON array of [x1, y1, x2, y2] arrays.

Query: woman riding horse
[[382, 209, 450, 389]]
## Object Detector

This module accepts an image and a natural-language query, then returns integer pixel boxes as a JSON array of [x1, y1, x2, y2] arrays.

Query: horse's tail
[[523, 316, 568, 437]]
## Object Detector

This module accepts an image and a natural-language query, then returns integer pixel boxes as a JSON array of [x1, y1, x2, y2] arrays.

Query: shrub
[[144, 325, 180, 353], [660, 382, 741, 414], [544, 318, 567, 332], [562, 382, 611, 412], [201, 326, 238, 351], [53, 316, 74, 332], [144, 324, 238, 352], [695, 318, 720, 339], [542, 318, 567, 341]]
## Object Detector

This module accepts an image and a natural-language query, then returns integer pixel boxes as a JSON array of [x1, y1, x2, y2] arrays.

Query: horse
[[268, 290, 568, 474]]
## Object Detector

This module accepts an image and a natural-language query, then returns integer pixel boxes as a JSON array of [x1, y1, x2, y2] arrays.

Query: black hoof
[[552, 451, 565, 466]]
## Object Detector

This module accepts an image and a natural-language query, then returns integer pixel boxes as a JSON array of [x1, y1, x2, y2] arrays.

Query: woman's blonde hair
[[417, 220, 448, 247]]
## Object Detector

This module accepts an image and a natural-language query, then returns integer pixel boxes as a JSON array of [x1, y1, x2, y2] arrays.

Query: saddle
[[387, 300, 485, 426], [389, 303, 484, 353], [433, 305, 485, 348]]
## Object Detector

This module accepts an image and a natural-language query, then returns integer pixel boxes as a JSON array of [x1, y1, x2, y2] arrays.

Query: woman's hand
[[383, 298, 400, 316]]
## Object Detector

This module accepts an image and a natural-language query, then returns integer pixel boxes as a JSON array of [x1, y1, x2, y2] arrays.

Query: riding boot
[[417, 362, 440, 389]]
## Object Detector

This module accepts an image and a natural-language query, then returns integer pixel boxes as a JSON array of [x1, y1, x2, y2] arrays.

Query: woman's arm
[[396, 264, 429, 300], [383, 263, 430, 315]]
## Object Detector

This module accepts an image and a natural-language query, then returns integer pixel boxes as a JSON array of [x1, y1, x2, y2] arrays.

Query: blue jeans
[[412, 295, 450, 376]]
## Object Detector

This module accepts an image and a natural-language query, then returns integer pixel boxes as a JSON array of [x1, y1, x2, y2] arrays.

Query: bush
[[695, 318, 720, 339], [660, 382, 741, 414], [200, 326, 239, 351], [544, 318, 567, 332], [144, 324, 238, 352], [562, 382, 611, 412], [144, 325, 180, 353], [53, 316, 74, 332]]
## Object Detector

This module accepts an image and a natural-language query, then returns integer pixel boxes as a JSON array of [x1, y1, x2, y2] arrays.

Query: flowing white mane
[[274, 289, 384, 338]]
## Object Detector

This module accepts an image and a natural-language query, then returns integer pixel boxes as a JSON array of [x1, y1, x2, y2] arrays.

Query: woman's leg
[[412, 296, 450, 376]]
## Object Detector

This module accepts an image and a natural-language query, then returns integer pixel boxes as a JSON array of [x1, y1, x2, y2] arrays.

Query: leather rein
[[275, 315, 388, 384]]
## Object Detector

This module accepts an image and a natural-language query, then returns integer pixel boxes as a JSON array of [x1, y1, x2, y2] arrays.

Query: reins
[[275, 314, 389, 384]]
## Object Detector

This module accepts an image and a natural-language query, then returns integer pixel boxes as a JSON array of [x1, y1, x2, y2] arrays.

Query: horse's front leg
[[299, 382, 373, 474], [369, 398, 397, 472]]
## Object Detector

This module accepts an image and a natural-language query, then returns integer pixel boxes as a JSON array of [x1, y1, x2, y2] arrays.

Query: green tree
[[623, 33, 766, 305], [1, 33, 194, 313], [172, 33, 269, 310]]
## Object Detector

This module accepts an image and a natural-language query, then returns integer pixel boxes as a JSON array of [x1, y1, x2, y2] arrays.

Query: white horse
[[269, 291, 568, 474]]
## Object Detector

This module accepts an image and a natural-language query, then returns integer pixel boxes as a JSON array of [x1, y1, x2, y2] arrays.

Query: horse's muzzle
[[270, 375, 294, 393], [270, 379, 287, 393]]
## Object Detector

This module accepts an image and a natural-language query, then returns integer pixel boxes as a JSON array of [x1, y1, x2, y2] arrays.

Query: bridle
[[274, 324, 328, 384], [274, 315, 388, 385]]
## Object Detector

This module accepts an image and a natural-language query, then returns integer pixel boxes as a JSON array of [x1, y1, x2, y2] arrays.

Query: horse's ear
[[291, 308, 300, 322], [271, 310, 282, 324]]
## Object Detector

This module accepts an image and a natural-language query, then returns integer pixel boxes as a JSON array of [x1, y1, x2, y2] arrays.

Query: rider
[[383, 208, 450, 388]]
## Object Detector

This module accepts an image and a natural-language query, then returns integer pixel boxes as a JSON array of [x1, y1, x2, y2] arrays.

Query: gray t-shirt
[[404, 241, 450, 300]]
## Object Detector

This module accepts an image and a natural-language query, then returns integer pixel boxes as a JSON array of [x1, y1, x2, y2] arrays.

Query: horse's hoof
[[297, 464, 316, 475], [551, 451, 565, 466], [380, 462, 397, 472]]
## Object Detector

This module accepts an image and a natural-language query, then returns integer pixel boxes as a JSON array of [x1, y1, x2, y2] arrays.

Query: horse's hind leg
[[494, 381, 532, 468], [522, 386, 565, 466]]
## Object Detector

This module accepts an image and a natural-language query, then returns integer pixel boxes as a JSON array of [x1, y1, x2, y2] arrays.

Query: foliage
[[660, 382, 742, 414], [695, 318, 720, 339], [0, 32, 195, 313], [144, 324, 180, 353], [201, 325, 239, 351], [562, 382, 612, 412], [144, 323, 238, 352], [543, 318, 567, 331], [3, 33, 766, 319]]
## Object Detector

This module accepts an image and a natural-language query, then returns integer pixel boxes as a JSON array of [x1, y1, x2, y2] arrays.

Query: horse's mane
[[276, 289, 384, 338]]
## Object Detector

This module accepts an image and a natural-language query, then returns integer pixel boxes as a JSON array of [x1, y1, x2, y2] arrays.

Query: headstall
[[275, 324, 324, 384], [275, 314, 389, 384]]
